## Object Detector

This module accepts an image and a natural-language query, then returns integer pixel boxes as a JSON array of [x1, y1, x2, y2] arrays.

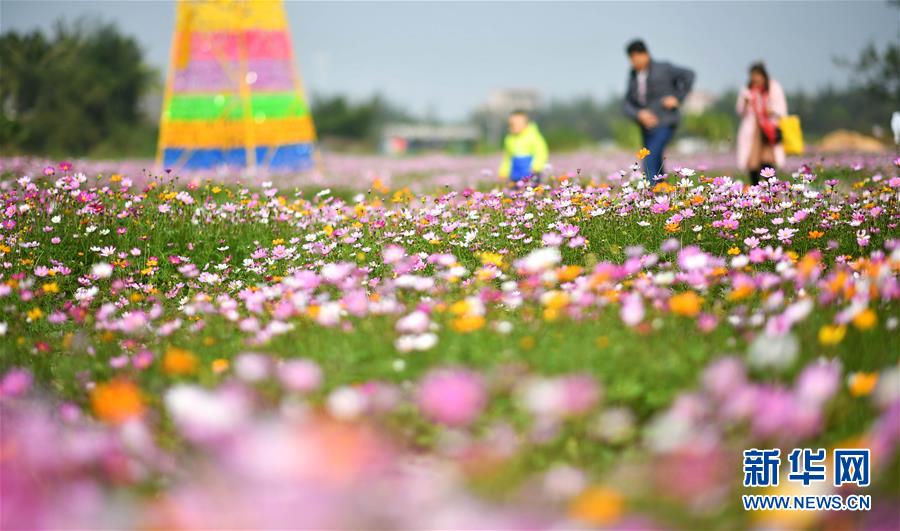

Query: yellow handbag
[[779, 115, 804, 155]]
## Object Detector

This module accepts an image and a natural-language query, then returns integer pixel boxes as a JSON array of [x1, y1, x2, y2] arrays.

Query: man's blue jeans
[[641, 125, 676, 182]]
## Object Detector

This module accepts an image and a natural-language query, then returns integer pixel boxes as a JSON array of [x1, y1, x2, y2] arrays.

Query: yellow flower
[[848, 372, 878, 397], [323, 225, 334, 236], [480, 252, 504, 267], [818, 324, 846, 346], [664, 222, 681, 233], [451, 314, 485, 333], [542, 291, 570, 310], [569, 486, 624, 526], [163, 346, 199, 376], [110, 173, 122, 182], [669, 291, 702, 317], [91, 379, 144, 424], [519, 336, 536, 350], [852, 309, 877, 330], [636, 147, 650, 160], [595, 336, 610, 348], [727, 247, 741, 256], [41, 281, 59, 294], [449, 300, 472, 316], [26, 307, 43, 321]]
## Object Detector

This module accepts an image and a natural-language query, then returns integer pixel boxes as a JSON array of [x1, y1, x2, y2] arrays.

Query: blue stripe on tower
[[162, 143, 314, 170]]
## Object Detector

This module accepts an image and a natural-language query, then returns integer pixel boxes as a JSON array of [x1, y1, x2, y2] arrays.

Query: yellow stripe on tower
[[159, 116, 315, 149], [176, 0, 288, 32]]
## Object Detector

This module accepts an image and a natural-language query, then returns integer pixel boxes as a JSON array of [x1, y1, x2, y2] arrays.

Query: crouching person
[[499, 110, 548, 184]]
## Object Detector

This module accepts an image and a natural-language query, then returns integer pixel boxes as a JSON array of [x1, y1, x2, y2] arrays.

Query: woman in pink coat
[[736, 62, 787, 184]]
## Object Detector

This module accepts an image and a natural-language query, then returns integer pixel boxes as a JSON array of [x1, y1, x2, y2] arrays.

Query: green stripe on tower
[[165, 93, 308, 121]]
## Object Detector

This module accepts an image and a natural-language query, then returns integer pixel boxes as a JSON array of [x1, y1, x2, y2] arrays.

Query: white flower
[[327, 386, 367, 420], [748, 332, 798, 371], [316, 302, 343, 327], [494, 320, 513, 334], [395, 333, 438, 352], [874, 365, 900, 407], [165, 385, 247, 439], [234, 353, 271, 382], [74, 286, 99, 302], [518, 247, 561, 274], [91, 262, 113, 279]]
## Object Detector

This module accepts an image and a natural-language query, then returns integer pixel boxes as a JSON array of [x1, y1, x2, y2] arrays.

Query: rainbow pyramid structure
[[157, 0, 316, 171]]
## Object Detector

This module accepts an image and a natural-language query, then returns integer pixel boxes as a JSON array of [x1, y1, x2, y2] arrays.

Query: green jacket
[[499, 123, 548, 181]]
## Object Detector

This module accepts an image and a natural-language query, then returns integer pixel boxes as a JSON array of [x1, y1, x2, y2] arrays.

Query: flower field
[[1, 156, 898, 529]]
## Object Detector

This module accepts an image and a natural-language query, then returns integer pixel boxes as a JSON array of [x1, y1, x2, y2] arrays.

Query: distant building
[[381, 123, 480, 155], [682, 90, 716, 115]]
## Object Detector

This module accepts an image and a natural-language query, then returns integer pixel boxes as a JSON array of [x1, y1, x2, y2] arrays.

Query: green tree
[[0, 20, 157, 157]]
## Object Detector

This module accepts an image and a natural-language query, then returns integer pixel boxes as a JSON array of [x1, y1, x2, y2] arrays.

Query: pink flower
[[567, 236, 586, 248], [795, 359, 841, 407], [278, 359, 322, 393], [620, 293, 644, 326], [417, 368, 486, 427], [542, 232, 563, 246], [559, 375, 601, 416], [0, 369, 32, 397]]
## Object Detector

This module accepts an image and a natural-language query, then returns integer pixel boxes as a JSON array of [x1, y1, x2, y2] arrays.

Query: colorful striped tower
[[157, 0, 316, 172]]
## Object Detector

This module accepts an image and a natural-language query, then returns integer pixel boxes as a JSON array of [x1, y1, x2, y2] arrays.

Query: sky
[[2, 1, 898, 120]]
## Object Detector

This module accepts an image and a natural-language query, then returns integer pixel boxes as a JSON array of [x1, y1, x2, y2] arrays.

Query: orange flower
[[664, 222, 681, 233], [728, 284, 755, 301], [852, 309, 877, 330], [808, 230, 824, 239], [211, 358, 230, 374], [652, 182, 675, 193], [636, 147, 650, 160], [848, 372, 879, 397], [569, 486, 625, 526], [91, 379, 144, 424], [669, 291, 703, 317], [163, 346, 199, 376], [451, 314, 486, 333]]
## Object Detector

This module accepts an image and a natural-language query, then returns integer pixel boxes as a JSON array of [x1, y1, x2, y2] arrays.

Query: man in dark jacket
[[622, 39, 695, 182]]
